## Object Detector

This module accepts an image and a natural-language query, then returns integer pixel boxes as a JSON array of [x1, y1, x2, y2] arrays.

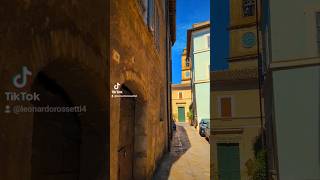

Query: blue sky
[[171, 0, 210, 84]]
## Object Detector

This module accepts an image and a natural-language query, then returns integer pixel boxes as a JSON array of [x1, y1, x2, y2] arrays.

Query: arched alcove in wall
[[118, 84, 148, 180], [30, 60, 107, 180]]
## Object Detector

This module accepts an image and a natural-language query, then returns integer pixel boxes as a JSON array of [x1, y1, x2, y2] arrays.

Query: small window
[[185, 71, 190, 78], [155, 7, 160, 52], [207, 35, 210, 48], [243, 0, 255, 17], [220, 97, 232, 117], [186, 58, 190, 67], [178, 92, 183, 99], [316, 12, 320, 53], [137, 0, 148, 23], [148, 0, 155, 31], [148, 0, 160, 52]]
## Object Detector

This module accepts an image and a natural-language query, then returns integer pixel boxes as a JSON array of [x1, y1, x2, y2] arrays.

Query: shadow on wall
[[152, 124, 191, 180]]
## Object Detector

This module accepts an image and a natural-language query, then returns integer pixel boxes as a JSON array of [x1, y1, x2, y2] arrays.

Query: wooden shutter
[[221, 97, 232, 117]]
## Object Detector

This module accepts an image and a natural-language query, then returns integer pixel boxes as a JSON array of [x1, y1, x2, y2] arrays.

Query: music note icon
[[12, 66, 32, 89]]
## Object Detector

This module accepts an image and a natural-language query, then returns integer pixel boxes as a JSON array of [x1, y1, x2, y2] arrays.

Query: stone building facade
[[0, 1, 108, 180], [110, 0, 176, 180], [210, 0, 263, 179]]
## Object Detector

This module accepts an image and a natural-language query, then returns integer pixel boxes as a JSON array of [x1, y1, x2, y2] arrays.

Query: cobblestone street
[[153, 123, 210, 180]]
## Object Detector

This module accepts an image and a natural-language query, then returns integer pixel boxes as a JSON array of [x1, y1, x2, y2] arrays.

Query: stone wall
[[110, 0, 170, 179], [0, 1, 108, 180]]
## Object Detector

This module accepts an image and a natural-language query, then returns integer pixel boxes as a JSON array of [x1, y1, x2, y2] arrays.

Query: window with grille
[[243, 0, 255, 17]]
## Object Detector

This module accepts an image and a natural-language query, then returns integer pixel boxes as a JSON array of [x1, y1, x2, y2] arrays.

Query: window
[[219, 97, 232, 117], [178, 92, 183, 99], [207, 35, 210, 48], [186, 58, 190, 67], [148, 0, 155, 30], [316, 12, 320, 53], [146, 0, 160, 52], [154, 7, 160, 52], [185, 71, 190, 78], [243, 0, 255, 17], [137, 0, 148, 23]]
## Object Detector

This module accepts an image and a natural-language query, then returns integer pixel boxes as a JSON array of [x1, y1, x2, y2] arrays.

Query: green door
[[217, 143, 240, 180], [178, 107, 185, 122]]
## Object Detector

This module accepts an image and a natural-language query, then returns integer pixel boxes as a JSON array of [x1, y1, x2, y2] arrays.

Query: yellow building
[[181, 48, 192, 84], [211, 0, 264, 179], [172, 49, 192, 123]]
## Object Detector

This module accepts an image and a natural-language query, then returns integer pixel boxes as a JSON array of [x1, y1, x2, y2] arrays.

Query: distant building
[[172, 84, 192, 123], [172, 49, 192, 123], [181, 49, 192, 84], [210, 0, 263, 179], [262, 0, 320, 179], [187, 21, 211, 128]]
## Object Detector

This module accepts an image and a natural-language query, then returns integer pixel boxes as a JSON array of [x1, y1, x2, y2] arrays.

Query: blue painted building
[[186, 21, 210, 128]]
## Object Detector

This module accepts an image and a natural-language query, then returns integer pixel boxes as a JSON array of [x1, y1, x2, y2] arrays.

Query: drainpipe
[[255, 0, 265, 149], [165, 0, 172, 152]]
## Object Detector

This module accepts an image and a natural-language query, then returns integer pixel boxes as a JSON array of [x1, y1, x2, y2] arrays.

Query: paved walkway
[[153, 123, 210, 180]]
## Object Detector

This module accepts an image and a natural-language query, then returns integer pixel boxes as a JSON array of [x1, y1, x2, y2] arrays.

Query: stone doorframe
[[114, 69, 149, 180]]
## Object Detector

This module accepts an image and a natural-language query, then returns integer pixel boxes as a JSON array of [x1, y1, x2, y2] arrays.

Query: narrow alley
[[153, 123, 210, 180]]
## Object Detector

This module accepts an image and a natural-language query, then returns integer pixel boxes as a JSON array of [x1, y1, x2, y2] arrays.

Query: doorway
[[30, 63, 108, 180], [178, 107, 186, 122], [118, 86, 135, 180], [31, 72, 81, 180], [217, 143, 241, 180]]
